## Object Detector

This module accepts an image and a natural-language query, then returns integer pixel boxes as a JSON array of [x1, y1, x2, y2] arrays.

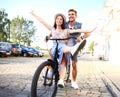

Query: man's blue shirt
[[66, 21, 82, 46]]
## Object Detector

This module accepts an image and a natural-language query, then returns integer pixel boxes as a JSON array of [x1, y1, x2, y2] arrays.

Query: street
[[0, 55, 119, 97], [0, 57, 45, 97]]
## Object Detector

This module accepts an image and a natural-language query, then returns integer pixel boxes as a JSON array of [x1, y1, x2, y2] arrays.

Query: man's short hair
[[68, 9, 77, 15]]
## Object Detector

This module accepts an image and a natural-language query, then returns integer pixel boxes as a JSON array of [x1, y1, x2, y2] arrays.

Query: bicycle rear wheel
[[64, 63, 71, 83], [31, 60, 57, 97]]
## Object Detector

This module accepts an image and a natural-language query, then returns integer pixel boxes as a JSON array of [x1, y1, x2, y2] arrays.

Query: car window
[[0, 43, 6, 47]]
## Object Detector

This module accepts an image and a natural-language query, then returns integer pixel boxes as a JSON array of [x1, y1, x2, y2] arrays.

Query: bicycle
[[31, 36, 86, 97]]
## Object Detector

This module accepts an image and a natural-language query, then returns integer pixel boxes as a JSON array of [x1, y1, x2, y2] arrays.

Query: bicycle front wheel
[[31, 60, 57, 97]]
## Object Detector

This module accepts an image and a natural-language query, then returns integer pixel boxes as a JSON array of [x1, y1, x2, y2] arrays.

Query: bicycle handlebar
[[46, 36, 77, 41]]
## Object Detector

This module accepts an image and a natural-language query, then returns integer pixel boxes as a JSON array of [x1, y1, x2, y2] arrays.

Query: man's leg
[[71, 56, 79, 90], [72, 61, 77, 82]]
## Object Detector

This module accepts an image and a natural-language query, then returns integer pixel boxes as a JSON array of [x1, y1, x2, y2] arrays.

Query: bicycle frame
[[31, 36, 86, 97], [31, 38, 81, 97], [52, 40, 60, 84], [46, 37, 76, 83]]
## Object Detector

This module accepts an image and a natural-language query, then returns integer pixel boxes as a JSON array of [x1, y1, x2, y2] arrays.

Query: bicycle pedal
[[66, 79, 71, 83], [42, 76, 52, 80], [43, 75, 55, 80]]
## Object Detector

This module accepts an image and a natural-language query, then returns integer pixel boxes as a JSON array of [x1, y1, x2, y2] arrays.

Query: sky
[[0, 0, 105, 48]]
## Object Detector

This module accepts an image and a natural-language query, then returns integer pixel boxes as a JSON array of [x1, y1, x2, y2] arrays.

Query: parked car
[[30, 48, 44, 57], [29, 48, 38, 57], [0, 42, 12, 57], [20, 46, 34, 57], [11, 44, 22, 56], [36, 49, 44, 57]]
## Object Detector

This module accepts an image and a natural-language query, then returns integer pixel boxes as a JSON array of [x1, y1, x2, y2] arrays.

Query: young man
[[65, 9, 90, 89]]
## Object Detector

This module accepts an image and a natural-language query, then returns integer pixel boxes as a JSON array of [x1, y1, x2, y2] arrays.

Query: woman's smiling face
[[55, 15, 63, 26]]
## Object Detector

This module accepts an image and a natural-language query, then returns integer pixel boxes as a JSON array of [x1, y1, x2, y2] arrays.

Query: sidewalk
[[97, 60, 120, 97], [56, 55, 113, 97]]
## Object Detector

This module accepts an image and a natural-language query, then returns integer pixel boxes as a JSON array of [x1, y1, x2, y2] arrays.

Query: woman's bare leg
[[59, 55, 67, 80], [63, 47, 72, 53]]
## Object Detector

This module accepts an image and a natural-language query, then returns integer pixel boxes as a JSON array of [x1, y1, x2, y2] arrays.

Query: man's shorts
[[71, 55, 78, 62]]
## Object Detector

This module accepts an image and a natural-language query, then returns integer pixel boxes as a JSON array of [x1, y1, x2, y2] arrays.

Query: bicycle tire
[[31, 60, 58, 97]]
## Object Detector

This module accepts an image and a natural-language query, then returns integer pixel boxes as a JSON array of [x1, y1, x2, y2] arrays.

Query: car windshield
[[0, 43, 6, 47]]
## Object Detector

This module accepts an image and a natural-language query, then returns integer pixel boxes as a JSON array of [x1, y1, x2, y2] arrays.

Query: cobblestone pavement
[[56, 60, 112, 97], [0, 56, 112, 97]]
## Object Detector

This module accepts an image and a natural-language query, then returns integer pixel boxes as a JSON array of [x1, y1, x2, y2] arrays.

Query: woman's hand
[[29, 10, 35, 16]]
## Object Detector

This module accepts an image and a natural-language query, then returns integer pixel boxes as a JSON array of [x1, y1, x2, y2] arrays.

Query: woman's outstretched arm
[[30, 10, 52, 31]]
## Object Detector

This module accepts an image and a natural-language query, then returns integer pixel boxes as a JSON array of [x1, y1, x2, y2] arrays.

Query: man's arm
[[30, 10, 52, 31], [69, 27, 96, 42], [69, 27, 97, 34]]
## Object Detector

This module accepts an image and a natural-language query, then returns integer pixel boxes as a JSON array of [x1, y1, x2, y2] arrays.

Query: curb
[[98, 68, 120, 97]]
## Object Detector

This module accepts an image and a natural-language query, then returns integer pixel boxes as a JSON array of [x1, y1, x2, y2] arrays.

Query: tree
[[0, 9, 10, 42], [88, 41, 94, 56], [10, 16, 36, 46]]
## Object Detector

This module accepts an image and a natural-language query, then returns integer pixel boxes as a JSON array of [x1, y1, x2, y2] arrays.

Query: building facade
[[102, 0, 120, 62]]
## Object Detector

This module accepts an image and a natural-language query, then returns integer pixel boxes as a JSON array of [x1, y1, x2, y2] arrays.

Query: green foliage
[[43, 52, 50, 57], [10, 16, 36, 46], [35, 46, 41, 49], [0, 8, 36, 47], [88, 41, 94, 55], [0, 9, 10, 42]]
